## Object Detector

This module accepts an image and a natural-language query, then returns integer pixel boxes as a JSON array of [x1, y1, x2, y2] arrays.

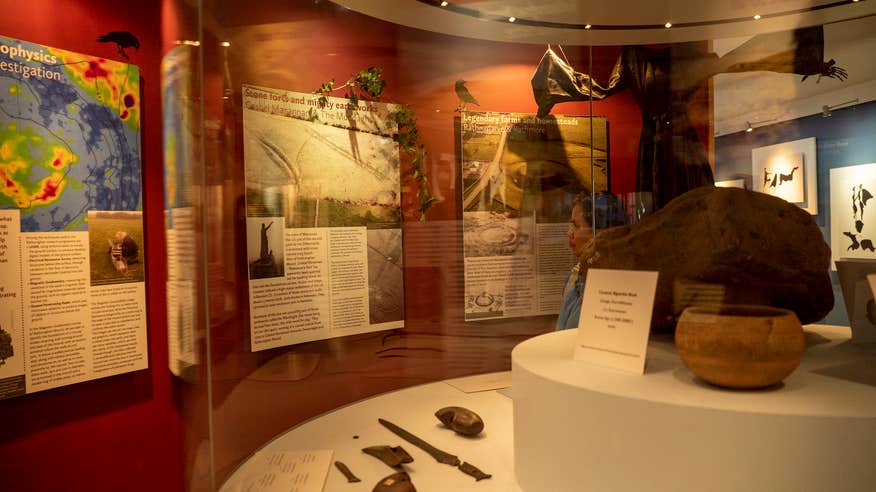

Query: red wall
[[0, 3, 712, 490], [198, 2, 654, 483], [0, 1, 184, 491]]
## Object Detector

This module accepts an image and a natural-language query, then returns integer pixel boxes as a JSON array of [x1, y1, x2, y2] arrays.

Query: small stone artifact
[[362, 445, 414, 467], [333, 461, 361, 483], [577, 186, 833, 332], [373, 471, 416, 492], [675, 304, 806, 388], [435, 406, 484, 436]]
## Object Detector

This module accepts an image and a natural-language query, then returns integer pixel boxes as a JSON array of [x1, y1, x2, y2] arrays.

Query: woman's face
[[568, 204, 593, 257]]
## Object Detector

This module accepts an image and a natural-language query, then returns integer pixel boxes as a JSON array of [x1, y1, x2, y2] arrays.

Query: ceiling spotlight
[[665, 22, 672, 28], [220, 41, 231, 47], [508, 16, 516, 23], [745, 118, 777, 132], [753, 14, 761, 20], [440, 1, 448, 6], [585, 24, 592, 29]]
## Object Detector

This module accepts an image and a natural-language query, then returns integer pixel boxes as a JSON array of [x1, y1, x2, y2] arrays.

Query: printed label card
[[234, 450, 333, 492], [574, 269, 659, 374]]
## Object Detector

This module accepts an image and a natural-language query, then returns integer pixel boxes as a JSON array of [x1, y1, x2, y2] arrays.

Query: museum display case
[[158, 1, 876, 490]]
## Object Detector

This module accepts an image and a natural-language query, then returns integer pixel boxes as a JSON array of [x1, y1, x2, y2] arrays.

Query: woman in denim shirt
[[556, 192, 626, 330]]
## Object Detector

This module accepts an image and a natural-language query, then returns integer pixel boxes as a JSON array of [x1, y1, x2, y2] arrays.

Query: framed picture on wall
[[830, 163, 876, 269], [752, 137, 817, 214]]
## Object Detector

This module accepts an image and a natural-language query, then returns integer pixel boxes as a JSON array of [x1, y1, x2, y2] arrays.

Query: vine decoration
[[314, 67, 436, 221]]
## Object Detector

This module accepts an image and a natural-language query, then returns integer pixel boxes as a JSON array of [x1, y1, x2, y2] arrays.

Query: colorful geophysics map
[[0, 36, 141, 231]]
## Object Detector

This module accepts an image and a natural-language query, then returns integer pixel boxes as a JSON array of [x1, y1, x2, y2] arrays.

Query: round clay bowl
[[675, 305, 805, 389]]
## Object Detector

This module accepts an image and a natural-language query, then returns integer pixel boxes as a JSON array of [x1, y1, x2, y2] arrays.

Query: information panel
[[242, 85, 404, 351], [459, 111, 608, 321], [0, 35, 146, 399]]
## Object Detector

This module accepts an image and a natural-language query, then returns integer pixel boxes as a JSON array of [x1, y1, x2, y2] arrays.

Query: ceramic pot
[[675, 305, 805, 389]]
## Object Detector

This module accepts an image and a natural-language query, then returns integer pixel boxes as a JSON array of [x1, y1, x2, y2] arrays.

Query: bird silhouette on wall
[[97, 31, 140, 60], [778, 166, 799, 185], [455, 80, 480, 112], [764, 166, 799, 189]]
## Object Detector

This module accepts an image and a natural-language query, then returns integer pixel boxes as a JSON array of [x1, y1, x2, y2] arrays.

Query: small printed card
[[234, 450, 333, 492], [574, 269, 659, 374]]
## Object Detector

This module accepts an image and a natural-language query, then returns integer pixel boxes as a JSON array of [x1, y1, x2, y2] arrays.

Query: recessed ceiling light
[[753, 14, 761, 20], [664, 22, 672, 28], [440, 1, 448, 6], [220, 41, 231, 47], [585, 24, 591, 29], [508, 16, 516, 23]]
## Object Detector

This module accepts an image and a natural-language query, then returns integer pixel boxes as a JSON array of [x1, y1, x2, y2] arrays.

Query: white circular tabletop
[[512, 324, 876, 418]]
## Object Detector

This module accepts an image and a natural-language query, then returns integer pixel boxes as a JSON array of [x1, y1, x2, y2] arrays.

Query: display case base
[[512, 325, 876, 492]]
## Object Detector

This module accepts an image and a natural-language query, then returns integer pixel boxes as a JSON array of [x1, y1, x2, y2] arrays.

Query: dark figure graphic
[[852, 184, 874, 232], [769, 172, 779, 189], [532, 25, 846, 211], [854, 184, 874, 218], [778, 167, 799, 185], [107, 231, 138, 274], [251, 221, 281, 279], [97, 31, 140, 60], [0, 325, 12, 366], [844, 231, 860, 251], [852, 185, 858, 217], [455, 80, 480, 111], [259, 221, 273, 260], [119, 231, 139, 263], [844, 184, 876, 251], [764, 169, 772, 189]]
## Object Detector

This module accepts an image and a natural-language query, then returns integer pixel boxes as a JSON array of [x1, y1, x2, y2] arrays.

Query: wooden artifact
[[675, 305, 806, 388]]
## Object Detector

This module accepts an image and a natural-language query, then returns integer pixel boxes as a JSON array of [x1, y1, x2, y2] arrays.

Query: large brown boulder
[[578, 186, 834, 332]]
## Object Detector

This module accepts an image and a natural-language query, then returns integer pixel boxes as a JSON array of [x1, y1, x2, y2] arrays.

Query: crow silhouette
[[97, 31, 140, 60], [455, 79, 479, 112]]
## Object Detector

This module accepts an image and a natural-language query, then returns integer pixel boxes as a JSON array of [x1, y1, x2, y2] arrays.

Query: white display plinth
[[512, 325, 876, 492]]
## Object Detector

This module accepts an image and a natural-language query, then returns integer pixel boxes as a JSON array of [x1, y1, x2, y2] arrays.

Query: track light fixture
[[821, 98, 859, 117], [745, 118, 777, 133]]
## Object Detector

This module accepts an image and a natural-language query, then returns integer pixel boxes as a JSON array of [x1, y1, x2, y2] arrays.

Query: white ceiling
[[714, 14, 876, 135], [332, 0, 876, 45], [329, 1, 876, 134]]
